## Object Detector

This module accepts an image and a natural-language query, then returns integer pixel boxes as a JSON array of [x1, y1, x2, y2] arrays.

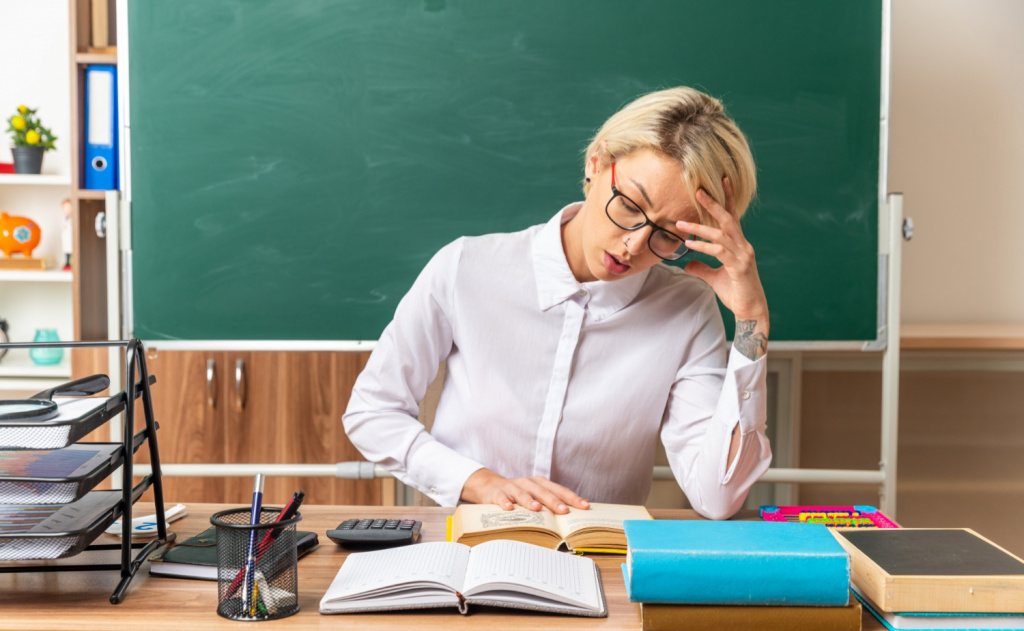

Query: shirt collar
[[531, 202, 650, 322]]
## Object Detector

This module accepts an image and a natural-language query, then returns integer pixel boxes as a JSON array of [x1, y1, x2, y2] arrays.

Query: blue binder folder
[[84, 64, 118, 190]]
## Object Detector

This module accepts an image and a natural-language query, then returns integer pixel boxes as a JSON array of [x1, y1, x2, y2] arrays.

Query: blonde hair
[[583, 87, 757, 226]]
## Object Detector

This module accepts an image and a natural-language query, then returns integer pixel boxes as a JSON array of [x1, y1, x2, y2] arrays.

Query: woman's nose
[[625, 226, 651, 256]]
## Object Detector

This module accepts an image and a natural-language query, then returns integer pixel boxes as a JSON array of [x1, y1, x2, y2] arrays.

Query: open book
[[452, 502, 652, 553], [319, 540, 606, 617]]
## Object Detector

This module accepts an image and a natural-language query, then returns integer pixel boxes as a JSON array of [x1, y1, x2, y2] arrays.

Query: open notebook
[[319, 539, 607, 617]]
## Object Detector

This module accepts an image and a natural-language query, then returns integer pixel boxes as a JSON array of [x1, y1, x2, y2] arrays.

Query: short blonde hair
[[583, 87, 757, 227]]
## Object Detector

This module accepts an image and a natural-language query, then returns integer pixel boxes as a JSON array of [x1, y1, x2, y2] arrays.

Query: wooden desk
[[0, 504, 882, 630]]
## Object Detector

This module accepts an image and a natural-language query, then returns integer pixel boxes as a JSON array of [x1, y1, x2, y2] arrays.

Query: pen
[[228, 489, 305, 599], [262, 490, 305, 548], [243, 473, 265, 616]]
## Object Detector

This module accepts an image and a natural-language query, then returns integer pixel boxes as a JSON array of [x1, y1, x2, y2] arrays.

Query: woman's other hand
[[678, 177, 769, 360]]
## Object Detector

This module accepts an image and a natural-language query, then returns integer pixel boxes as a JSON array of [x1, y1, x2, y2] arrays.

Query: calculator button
[[384, 520, 400, 529]]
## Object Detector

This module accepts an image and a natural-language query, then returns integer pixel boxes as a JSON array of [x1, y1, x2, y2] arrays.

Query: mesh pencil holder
[[210, 507, 302, 621]]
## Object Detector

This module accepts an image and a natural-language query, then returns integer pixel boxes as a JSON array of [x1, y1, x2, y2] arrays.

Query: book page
[[554, 502, 652, 537], [462, 540, 602, 611], [455, 504, 561, 536], [320, 541, 469, 605]]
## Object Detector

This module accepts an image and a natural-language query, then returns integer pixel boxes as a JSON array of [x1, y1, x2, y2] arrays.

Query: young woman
[[343, 87, 771, 520]]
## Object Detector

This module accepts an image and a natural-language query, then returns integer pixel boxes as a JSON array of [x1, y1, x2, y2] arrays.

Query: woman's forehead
[[615, 151, 700, 224]]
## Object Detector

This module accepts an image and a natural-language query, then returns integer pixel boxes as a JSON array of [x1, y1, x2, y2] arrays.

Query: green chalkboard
[[128, 0, 882, 343]]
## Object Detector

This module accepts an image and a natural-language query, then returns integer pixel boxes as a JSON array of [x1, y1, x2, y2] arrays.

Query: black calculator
[[327, 518, 422, 547]]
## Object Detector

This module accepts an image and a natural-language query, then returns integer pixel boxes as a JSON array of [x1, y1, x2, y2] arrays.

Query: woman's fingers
[[695, 188, 745, 242], [679, 183, 757, 272], [723, 176, 735, 213], [497, 477, 589, 513], [533, 477, 590, 510], [491, 490, 515, 511]]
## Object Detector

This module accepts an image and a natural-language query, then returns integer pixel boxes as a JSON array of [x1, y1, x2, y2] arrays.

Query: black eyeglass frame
[[604, 161, 690, 261]]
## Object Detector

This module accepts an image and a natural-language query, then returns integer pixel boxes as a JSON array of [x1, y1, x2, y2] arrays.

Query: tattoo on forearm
[[734, 319, 768, 361]]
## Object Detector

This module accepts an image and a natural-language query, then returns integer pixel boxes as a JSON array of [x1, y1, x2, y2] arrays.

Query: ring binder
[[84, 64, 118, 190], [0, 339, 174, 604]]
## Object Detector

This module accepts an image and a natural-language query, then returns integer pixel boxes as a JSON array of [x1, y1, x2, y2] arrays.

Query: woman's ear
[[585, 152, 600, 181]]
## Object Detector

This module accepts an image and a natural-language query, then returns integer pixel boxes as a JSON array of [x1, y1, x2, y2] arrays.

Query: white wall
[[0, 0, 71, 268], [0, 0, 73, 350], [890, 0, 1024, 323], [0, 0, 71, 176]]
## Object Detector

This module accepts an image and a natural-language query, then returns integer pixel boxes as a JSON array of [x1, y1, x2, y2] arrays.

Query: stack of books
[[622, 520, 862, 631], [833, 528, 1024, 631]]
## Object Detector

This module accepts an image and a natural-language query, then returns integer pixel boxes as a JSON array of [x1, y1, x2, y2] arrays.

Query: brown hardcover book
[[637, 597, 862, 631], [832, 528, 1024, 613], [451, 502, 651, 553]]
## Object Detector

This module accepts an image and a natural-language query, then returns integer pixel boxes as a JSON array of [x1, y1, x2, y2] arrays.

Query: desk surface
[[0, 504, 882, 630]]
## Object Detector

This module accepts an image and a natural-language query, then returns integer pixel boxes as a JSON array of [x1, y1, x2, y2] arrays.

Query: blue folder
[[84, 64, 118, 190]]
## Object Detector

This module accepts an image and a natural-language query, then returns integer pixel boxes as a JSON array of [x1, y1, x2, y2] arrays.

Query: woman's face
[[565, 148, 700, 283]]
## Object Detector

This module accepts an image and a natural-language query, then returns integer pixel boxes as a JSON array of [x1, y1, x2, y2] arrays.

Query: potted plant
[[5, 105, 57, 174]]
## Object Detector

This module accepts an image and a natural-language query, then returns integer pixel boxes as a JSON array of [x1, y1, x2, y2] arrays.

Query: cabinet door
[[224, 351, 380, 506], [135, 349, 380, 505], [136, 349, 228, 502]]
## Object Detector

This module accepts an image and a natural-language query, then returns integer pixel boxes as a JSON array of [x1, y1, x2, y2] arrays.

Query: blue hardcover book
[[623, 520, 850, 606]]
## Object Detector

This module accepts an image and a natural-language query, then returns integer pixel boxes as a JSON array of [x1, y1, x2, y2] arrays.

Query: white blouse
[[343, 203, 771, 519]]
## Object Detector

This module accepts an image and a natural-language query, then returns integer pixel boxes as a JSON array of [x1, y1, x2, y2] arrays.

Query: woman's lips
[[604, 251, 631, 275]]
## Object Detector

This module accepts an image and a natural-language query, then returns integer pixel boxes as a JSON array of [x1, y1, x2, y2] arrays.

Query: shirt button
[[429, 486, 437, 495], [577, 288, 588, 296], [741, 391, 751, 400]]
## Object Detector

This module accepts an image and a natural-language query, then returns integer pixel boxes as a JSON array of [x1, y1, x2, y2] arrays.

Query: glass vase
[[29, 329, 64, 366]]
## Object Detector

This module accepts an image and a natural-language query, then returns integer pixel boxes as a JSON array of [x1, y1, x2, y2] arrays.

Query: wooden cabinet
[[135, 349, 381, 506]]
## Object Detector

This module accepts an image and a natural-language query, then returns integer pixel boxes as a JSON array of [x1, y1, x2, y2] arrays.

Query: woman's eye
[[620, 199, 642, 215], [654, 232, 683, 248]]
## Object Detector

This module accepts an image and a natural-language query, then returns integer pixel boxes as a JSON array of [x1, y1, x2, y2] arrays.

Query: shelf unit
[[68, 0, 117, 385], [0, 175, 72, 186], [0, 269, 73, 282], [0, 352, 72, 379], [75, 52, 117, 65], [0, 0, 98, 392]]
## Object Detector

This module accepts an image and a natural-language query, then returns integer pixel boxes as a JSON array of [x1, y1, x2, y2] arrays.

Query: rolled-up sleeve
[[342, 238, 485, 506], [660, 294, 772, 520]]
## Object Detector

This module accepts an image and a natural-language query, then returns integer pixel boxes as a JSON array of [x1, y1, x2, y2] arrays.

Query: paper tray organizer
[[0, 435, 149, 505], [0, 488, 147, 561], [0, 339, 175, 604], [0, 395, 124, 450]]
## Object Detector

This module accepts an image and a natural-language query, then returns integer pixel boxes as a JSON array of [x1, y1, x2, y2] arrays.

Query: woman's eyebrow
[[628, 177, 654, 207]]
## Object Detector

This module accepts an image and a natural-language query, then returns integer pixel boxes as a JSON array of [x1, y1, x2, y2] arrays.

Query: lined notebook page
[[462, 539, 600, 608], [322, 541, 470, 600]]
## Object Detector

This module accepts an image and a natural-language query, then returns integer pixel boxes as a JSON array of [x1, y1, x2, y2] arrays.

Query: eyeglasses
[[604, 161, 690, 261]]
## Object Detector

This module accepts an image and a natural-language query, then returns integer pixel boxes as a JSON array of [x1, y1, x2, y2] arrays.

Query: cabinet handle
[[206, 358, 216, 409], [235, 358, 247, 412]]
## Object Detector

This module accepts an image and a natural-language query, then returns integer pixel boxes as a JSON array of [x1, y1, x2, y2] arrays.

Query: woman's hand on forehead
[[676, 177, 769, 327]]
